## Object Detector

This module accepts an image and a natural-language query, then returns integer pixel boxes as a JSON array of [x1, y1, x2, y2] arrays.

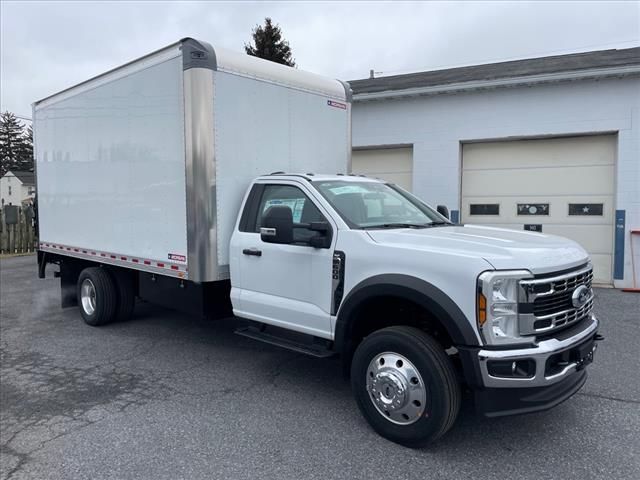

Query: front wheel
[[351, 326, 461, 447]]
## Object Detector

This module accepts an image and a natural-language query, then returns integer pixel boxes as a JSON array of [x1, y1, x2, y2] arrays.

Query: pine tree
[[0, 111, 27, 176], [18, 125, 34, 171], [245, 17, 296, 67]]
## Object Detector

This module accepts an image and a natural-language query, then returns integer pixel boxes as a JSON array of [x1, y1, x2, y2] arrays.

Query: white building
[[0, 170, 36, 206], [349, 47, 640, 288]]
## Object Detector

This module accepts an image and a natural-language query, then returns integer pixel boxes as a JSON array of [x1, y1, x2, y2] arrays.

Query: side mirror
[[308, 221, 330, 233], [260, 206, 293, 244], [308, 221, 332, 248], [436, 205, 450, 220]]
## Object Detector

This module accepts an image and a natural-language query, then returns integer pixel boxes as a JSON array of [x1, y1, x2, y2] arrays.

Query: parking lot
[[1, 254, 639, 480]]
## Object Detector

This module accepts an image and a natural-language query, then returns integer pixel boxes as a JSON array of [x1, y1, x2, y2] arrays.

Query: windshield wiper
[[363, 223, 430, 230], [427, 221, 453, 226]]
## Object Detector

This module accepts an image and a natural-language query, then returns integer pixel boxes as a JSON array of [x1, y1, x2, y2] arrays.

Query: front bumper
[[474, 369, 588, 417], [478, 313, 599, 388], [457, 314, 600, 417]]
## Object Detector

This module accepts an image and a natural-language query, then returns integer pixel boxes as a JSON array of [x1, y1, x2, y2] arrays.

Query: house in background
[[0, 170, 36, 206], [349, 46, 640, 288]]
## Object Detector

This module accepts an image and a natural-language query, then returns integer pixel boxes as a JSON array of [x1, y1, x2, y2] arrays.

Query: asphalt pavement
[[1, 254, 639, 480]]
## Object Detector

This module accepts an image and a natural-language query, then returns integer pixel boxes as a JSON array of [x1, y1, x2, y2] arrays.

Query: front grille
[[533, 296, 594, 331], [546, 268, 593, 294], [519, 265, 594, 336], [533, 291, 573, 316]]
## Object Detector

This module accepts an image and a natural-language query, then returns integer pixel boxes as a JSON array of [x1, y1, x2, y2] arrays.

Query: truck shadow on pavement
[[120, 301, 587, 450]]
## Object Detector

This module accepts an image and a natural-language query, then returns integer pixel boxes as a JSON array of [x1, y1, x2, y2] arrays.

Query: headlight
[[477, 270, 533, 346]]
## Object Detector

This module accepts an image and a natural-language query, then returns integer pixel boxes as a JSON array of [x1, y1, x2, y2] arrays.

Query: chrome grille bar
[[518, 264, 594, 336], [519, 264, 593, 302]]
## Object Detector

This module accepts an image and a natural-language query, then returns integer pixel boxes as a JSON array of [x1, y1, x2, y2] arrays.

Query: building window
[[568, 203, 603, 216], [8, 186, 11, 196], [517, 203, 549, 216], [469, 204, 500, 215]]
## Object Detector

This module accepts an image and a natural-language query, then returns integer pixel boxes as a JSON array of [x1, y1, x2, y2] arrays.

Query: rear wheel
[[110, 268, 135, 322], [351, 326, 460, 447], [77, 267, 117, 326]]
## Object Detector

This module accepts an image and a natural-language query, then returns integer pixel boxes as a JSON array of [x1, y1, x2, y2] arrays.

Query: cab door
[[230, 181, 337, 339]]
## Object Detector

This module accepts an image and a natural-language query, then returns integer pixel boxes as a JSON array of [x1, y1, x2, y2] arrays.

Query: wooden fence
[[0, 205, 37, 254]]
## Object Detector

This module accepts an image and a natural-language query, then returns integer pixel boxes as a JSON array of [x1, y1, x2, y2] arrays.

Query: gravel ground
[[1, 254, 639, 480]]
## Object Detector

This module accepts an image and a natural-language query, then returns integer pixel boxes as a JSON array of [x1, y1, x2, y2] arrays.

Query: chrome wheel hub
[[366, 352, 427, 425], [80, 279, 97, 316]]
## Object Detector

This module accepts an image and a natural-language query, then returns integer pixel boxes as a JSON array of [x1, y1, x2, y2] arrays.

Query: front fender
[[334, 273, 481, 354]]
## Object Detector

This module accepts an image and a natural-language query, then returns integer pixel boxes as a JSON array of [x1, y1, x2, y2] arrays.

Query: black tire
[[77, 267, 117, 326], [109, 268, 135, 322], [351, 326, 461, 447]]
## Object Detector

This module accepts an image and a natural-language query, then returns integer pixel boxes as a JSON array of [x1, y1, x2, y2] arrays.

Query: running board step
[[235, 326, 336, 358]]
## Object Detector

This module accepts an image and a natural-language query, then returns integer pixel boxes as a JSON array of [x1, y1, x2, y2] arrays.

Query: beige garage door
[[352, 147, 413, 192], [461, 135, 615, 284]]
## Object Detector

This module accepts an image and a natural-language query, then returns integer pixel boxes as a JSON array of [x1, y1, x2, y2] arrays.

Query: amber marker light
[[478, 292, 487, 326]]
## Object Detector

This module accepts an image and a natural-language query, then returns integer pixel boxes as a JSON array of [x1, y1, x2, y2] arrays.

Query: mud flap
[[60, 260, 82, 308]]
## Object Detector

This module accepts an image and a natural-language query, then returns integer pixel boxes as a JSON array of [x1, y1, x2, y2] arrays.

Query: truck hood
[[366, 224, 589, 275]]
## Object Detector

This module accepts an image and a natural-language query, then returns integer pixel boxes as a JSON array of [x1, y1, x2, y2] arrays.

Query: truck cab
[[230, 173, 600, 446]]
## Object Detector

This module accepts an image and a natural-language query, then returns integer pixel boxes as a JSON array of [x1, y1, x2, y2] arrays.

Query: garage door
[[461, 135, 615, 284], [352, 147, 413, 192]]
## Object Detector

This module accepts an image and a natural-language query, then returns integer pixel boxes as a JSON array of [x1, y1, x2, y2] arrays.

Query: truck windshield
[[312, 180, 450, 229]]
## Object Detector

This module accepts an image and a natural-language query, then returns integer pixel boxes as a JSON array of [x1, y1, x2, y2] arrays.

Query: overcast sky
[[1, 0, 638, 119]]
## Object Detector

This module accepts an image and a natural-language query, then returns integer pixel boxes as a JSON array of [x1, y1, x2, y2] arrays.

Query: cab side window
[[254, 185, 326, 244]]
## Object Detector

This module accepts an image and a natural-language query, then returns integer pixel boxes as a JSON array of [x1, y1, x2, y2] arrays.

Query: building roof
[[349, 46, 640, 98], [3, 170, 35, 185]]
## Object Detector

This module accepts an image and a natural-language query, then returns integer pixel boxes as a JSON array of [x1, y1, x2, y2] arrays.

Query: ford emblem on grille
[[572, 285, 591, 308]]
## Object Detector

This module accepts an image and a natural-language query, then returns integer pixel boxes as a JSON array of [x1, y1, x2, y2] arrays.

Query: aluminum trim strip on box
[[183, 67, 217, 283]]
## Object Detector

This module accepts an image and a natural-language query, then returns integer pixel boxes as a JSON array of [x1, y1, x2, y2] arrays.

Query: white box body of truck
[[34, 38, 351, 283]]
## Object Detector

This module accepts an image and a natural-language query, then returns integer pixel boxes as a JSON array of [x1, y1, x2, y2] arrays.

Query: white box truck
[[34, 38, 601, 446]]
